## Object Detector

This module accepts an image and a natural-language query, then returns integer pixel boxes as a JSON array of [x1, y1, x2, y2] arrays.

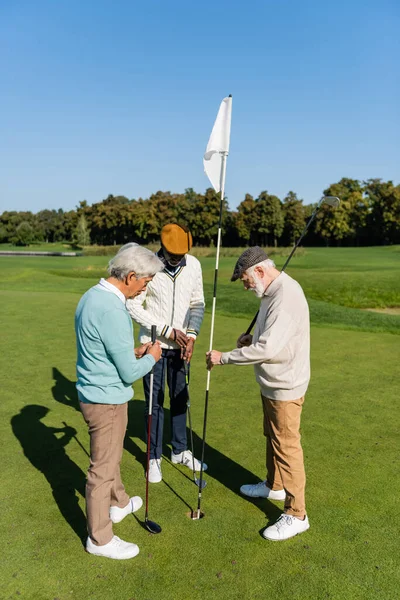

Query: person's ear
[[254, 266, 264, 278], [126, 272, 137, 284]]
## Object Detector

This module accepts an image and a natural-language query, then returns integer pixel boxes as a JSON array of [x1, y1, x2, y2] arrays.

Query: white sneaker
[[171, 450, 208, 472], [147, 458, 162, 483], [110, 496, 143, 524], [240, 480, 285, 500], [86, 535, 139, 559], [262, 514, 310, 541]]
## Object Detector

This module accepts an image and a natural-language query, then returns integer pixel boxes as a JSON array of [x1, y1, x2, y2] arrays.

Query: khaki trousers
[[262, 395, 306, 518], [80, 401, 130, 546]]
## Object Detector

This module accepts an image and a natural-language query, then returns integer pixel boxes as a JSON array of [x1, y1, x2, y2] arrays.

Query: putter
[[184, 362, 207, 490], [144, 325, 162, 534], [244, 196, 340, 334]]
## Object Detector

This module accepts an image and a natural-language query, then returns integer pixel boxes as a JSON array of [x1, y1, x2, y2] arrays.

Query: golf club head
[[322, 196, 340, 207], [194, 477, 207, 489], [145, 518, 162, 534]]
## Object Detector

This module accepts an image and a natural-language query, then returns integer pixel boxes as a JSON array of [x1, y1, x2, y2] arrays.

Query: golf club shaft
[[145, 410, 152, 521], [145, 325, 157, 521], [185, 363, 197, 483], [244, 202, 322, 335], [280, 204, 320, 272], [196, 381, 209, 514]]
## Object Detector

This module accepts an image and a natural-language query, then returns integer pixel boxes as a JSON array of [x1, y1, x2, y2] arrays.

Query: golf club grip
[[151, 325, 156, 344]]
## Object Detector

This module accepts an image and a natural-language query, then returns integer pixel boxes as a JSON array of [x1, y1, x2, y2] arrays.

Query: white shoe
[[110, 496, 143, 524], [171, 450, 208, 472], [262, 514, 310, 541], [147, 458, 162, 483], [86, 535, 139, 559], [240, 480, 285, 500]]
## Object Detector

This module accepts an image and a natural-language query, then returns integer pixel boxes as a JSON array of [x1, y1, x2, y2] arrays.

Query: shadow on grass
[[52, 367, 80, 411], [51, 368, 281, 522], [11, 404, 87, 544]]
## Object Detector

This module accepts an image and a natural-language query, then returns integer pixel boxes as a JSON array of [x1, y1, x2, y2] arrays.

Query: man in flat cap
[[127, 224, 207, 483], [207, 247, 310, 541]]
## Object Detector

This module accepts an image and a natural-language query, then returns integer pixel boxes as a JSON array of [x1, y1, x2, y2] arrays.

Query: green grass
[[1, 247, 400, 599], [1, 246, 399, 334], [0, 242, 80, 253]]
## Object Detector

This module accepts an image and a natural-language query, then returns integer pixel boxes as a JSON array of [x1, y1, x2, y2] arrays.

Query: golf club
[[184, 361, 207, 490], [244, 196, 340, 335], [144, 325, 162, 534]]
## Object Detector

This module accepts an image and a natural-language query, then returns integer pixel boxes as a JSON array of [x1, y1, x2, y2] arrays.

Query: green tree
[[364, 179, 400, 245], [185, 188, 229, 246], [255, 191, 284, 247], [12, 221, 35, 246], [281, 191, 305, 246], [235, 194, 258, 244], [62, 210, 78, 242], [36, 209, 66, 243], [316, 179, 367, 246], [73, 214, 91, 247]]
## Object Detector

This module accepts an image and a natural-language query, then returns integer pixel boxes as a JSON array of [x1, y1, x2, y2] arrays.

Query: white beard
[[248, 276, 265, 298]]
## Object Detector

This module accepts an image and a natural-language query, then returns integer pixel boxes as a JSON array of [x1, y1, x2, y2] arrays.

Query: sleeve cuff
[[160, 325, 173, 339], [221, 352, 231, 365], [145, 354, 156, 368], [186, 329, 198, 340]]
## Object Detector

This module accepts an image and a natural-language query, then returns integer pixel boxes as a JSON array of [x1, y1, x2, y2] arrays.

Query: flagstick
[[194, 151, 228, 519]]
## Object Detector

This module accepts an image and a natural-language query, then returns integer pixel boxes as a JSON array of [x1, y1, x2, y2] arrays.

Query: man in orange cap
[[126, 224, 207, 483]]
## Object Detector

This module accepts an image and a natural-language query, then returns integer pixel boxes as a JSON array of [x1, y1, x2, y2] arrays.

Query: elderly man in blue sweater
[[75, 243, 163, 560]]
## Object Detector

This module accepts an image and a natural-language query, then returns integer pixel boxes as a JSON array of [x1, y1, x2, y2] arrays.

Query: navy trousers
[[143, 349, 188, 459]]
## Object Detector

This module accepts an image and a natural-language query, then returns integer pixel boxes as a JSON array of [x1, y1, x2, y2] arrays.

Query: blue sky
[[1, 0, 399, 213]]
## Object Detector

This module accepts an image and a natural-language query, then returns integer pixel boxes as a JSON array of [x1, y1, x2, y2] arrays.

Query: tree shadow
[[51, 368, 281, 523], [11, 405, 87, 544]]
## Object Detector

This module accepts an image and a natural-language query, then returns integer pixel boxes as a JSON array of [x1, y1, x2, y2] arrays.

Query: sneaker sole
[[263, 525, 310, 541], [240, 490, 286, 501], [86, 547, 140, 559], [147, 474, 163, 483]]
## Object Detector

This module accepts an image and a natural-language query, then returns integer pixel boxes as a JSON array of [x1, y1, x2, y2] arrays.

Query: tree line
[[1, 178, 399, 248]]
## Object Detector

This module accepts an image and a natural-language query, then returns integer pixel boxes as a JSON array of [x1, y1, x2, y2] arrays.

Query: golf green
[[1, 248, 399, 599]]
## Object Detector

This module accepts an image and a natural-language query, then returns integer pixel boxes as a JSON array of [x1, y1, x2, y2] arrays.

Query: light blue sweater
[[75, 285, 155, 404]]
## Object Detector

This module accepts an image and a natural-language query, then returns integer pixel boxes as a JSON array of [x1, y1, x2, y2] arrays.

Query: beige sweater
[[221, 272, 310, 400]]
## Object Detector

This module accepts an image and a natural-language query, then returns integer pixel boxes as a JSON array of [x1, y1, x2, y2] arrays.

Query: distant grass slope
[[0, 246, 399, 335]]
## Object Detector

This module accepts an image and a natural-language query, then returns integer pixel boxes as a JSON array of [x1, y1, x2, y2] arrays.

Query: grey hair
[[107, 243, 164, 280], [246, 258, 276, 278]]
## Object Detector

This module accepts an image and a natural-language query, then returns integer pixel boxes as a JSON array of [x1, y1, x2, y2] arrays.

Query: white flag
[[203, 96, 232, 192]]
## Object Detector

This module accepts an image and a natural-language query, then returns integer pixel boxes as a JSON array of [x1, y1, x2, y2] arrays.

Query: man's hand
[[183, 338, 195, 363], [134, 342, 152, 358], [206, 350, 223, 370], [148, 341, 162, 362], [169, 329, 189, 349], [236, 333, 253, 348]]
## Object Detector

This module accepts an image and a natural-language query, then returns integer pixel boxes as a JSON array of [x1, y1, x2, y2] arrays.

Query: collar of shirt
[[98, 278, 126, 305], [157, 248, 187, 275]]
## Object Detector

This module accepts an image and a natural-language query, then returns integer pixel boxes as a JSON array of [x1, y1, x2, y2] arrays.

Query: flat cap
[[231, 246, 269, 281]]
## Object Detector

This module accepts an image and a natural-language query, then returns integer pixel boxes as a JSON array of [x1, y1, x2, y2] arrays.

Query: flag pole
[[194, 96, 231, 519]]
